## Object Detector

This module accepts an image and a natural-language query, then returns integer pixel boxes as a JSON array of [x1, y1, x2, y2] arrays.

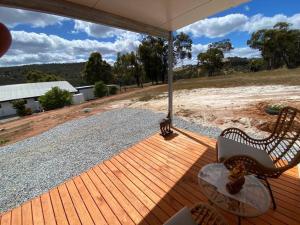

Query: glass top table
[[198, 163, 270, 224]]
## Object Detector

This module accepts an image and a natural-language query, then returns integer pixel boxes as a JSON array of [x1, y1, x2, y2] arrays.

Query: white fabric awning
[[0, 0, 249, 38]]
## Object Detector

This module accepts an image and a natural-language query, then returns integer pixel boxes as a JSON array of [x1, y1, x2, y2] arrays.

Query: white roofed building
[[0, 81, 78, 118]]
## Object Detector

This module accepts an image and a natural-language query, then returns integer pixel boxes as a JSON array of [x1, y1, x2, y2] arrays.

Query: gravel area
[[0, 108, 221, 212]]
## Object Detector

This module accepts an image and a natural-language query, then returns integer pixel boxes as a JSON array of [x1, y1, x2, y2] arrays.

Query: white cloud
[[225, 47, 261, 58], [73, 20, 125, 38], [242, 13, 300, 33], [0, 30, 260, 67], [0, 7, 67, 28], [0, 31, 141, 66], [179, 14, 248, 38], [179, 13, 300, 38]]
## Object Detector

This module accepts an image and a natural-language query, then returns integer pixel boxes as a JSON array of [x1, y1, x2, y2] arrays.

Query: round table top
[[198, 163, 271, 217]]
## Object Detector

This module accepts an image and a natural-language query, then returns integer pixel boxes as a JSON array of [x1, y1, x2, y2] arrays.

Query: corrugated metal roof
[[0, 81, 77, 102], [76, 85, 94, 90]]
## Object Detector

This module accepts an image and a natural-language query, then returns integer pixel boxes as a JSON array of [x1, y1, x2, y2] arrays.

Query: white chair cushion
[[217, 136, 274, 168], [163, 207, 197, 225]]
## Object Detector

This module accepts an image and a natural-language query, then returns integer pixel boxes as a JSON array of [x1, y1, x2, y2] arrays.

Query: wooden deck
[[1, 128, 300, 225]]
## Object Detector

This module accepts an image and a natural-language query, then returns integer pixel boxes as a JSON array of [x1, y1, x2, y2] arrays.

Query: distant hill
[[0, 62, 88, 86]]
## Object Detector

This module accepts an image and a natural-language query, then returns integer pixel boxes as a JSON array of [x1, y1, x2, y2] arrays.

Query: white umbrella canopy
[[0, 0, 249, 37]]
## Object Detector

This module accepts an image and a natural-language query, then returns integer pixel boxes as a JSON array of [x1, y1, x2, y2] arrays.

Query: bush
[[11, 99, 32, 116], [109, 86, 118, 95], [265, 103, 285, 115], [0, 138, 8, 146], [94, 81, 108, 97], [39, 87, 72, 111], [249, 59, 265, 72]]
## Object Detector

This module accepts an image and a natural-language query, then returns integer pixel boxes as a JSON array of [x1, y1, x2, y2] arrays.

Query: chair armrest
[[220, 128, 269, 150]]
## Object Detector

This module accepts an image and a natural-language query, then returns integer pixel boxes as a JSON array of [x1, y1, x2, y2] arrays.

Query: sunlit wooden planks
[[1, 129, 299, 225]]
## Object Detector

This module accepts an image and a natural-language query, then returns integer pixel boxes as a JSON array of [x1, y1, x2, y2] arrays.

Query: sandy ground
[[129, 85, 300, 136]]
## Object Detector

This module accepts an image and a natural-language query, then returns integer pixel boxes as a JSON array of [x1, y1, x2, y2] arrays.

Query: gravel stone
[[0, 108, 221, 212]]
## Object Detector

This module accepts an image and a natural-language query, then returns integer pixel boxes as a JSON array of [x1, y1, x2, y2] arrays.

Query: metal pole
[[168, 31, 174, 125]]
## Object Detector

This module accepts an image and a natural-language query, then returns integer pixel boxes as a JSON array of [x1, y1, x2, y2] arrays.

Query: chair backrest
[[267, 107, 300, 168]]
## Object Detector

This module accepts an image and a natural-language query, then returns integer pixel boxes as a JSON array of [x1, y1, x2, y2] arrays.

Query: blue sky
[[0, 0, 299, 67]]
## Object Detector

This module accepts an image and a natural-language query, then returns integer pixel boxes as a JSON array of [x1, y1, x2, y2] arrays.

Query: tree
[[174, 32, 193, 66], [138, 32, 193, 84], [39, 87, 72, 110], [113, 52, 126, 88], [94, 81, 108, 97], [25, 70, 62, 82], [249, 58, 265, 72], [113, 52, 143, 87], [129, 52, 143, 87], [138, 36, 165, 84], [197, 39, 233, 76], [82, 52, 112, 84], [247, 22, 300, 69]]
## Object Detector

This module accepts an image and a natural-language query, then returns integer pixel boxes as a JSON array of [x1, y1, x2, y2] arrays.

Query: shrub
[[249, 59, 265, 72], [265, 103, 285, 115], [0, 138, 8, 146], [94, 81, 108, 97], [11, 99, 32, 116], [39, 87, 72, 111], [109, 86, 118, 95]]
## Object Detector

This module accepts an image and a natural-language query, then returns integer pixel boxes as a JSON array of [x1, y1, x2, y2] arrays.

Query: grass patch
[[0, 138, 9, 146], [172, 67, 300, 90], [129, 67, 300, 101], [137, 94, 166, 102], [138, 94, 155, 101]]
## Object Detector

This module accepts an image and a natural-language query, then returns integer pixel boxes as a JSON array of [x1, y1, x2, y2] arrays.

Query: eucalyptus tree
[[197, 39, 233, 76], [174, 32, 193, 66], [138, 32, 192, 84], [247, 22, 300, 69], [113, 51, 143, 87], [82, 52, 112, 84]]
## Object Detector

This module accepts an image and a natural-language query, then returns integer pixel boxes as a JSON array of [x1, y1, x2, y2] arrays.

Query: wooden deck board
[[2, 128, 300, 225]]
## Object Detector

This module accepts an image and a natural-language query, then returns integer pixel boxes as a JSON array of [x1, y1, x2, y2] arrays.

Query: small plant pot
[[265, 104, 285, 115], [226, 176, 245, 195], [265, 108, 280, 115]]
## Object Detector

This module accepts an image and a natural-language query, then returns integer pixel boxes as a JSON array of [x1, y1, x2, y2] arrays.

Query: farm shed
[[0, 81, 77, 117], [76, 85, 95, 101]]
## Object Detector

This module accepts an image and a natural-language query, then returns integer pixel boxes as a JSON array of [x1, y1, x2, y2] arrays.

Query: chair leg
[[215, 142, 219, 162], [265, 178, 277, 210], [257, 176, 277, 210]]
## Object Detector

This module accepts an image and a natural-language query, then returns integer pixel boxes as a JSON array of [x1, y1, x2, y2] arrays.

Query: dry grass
[[130, 67, 300, 100]]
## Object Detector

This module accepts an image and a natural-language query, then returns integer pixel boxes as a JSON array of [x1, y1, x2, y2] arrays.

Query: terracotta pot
[[0, 23, 12, 58]]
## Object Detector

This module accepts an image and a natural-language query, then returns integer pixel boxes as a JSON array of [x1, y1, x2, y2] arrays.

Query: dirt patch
[[129, 85, 300, 136]]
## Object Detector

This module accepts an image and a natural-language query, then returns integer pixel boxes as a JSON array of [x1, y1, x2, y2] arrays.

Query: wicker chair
[[164, 203, 228, 225], [216, 106, 300, 209]]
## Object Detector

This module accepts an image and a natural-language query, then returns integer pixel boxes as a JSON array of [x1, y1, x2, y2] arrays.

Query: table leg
[[238, 216, 241, 225]]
